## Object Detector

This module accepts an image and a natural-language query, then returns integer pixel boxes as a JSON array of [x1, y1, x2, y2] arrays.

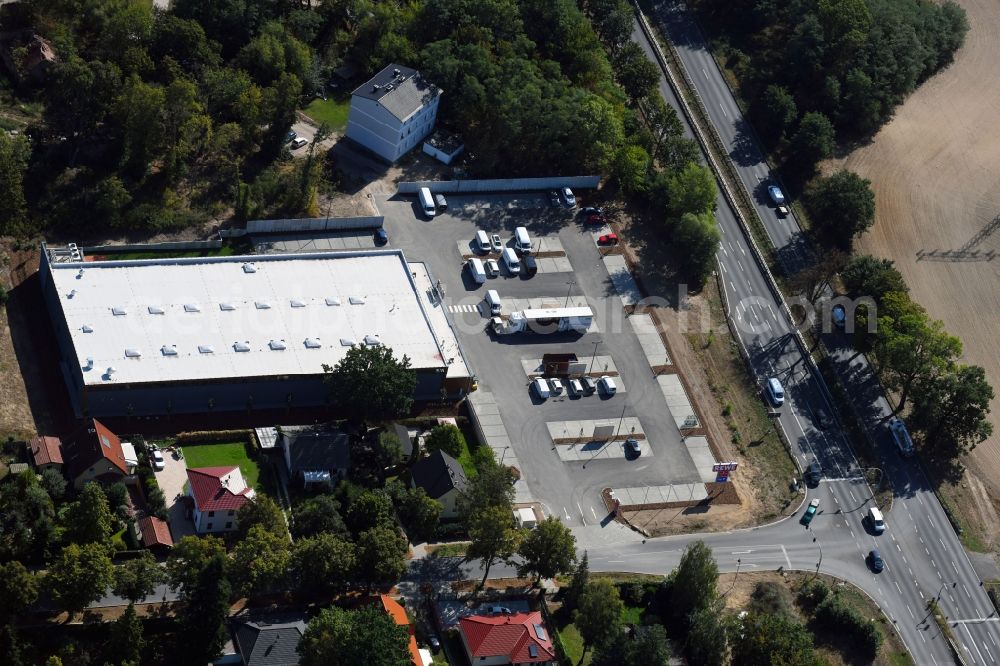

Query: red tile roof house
[[458, 611, 556, 666], [377, 595, 422, 666], [186, 466, 256, 534], [65, 419, 134, 490], [30, 435, 64, 473]]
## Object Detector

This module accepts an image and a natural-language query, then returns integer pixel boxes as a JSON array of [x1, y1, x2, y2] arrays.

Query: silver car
[[490, 234, 503, 252]]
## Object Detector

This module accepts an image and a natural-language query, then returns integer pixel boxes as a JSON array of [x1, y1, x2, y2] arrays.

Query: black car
[[522, 254, 537, 277], [868, 549, 884, 573], [805, 462, 822, 486], [580, 206, 604, 216], [813, 405, 833, 430], [581, 377, 597, 394], [374, 228, 388, 245]]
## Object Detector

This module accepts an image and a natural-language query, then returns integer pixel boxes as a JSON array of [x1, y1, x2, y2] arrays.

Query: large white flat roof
[[49, 251, 447, 386]]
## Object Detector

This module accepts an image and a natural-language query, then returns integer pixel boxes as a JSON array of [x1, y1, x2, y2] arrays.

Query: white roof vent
[[83, 357, 93, 370], [304, 338, 321, 349], [106, 367, 116, 378], [161, 345, 178, 356], [242, 263, 257, 273], [364, 335, 381, 346], [183, 304, 201, 313], [67, 289, 77, 299], [219, 302, 236, 311], [325, 297, 341, 306], [349, 296, 365, 305], [198, 345, 215, 354], [339, 338, 356, 347], [82, 325, 94, 333], [255, 301, 271, 310], [112, 307, 127, 316], [233, 342, 251, 352], [147, 306, 165, 315], [269, 340, 287, 351], [125, 348, 142, 358], [290, 299, 306, 308]]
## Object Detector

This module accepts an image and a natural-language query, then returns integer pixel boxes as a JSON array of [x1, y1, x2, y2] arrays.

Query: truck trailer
[[491, 306, 593, 335]]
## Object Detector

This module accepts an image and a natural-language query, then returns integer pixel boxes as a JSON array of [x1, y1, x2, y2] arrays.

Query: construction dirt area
[[826, 0, 1000, 547]]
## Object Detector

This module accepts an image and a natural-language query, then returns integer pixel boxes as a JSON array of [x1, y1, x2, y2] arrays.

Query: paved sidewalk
[[467, 390, 532, 504], [629, 314, 671, 366]]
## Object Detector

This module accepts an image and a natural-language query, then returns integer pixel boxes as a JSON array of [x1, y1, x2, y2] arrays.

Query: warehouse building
[[40, 246, 470, 417]]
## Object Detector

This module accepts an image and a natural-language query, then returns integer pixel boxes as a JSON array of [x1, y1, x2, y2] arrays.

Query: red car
[[586, 214, 605, 224], [598, 233, 619, 245]]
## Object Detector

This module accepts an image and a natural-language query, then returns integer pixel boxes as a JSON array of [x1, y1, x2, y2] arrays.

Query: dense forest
[[690, 0, 968, 170]]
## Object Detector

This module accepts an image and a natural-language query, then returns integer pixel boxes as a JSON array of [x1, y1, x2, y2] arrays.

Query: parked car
[[801, 498, 820, 525], [586, 214, 605, 225], [374, 228, 388, 245], [291, 137, 309, 149], [832, 304, 847, 329], [549, 378, 564, 394], [561, 187, 576, 207], [151, 449, 165, 471], [598, 233, 619, 245], [522, 254, 538, 277], [488, 606, 513, 616], [285, 130, 297, 143], [435, 193, 448, 210], [805, 461, 821, 486], [868, 549, 884, 573], [548, 190, 561, 206], [490, 234, 503, 252], [581, 376, 597, 394], [569, 378, 585, 396], [625, 438, 641, 457], [768, 185, 785, 205], [532, 377, 550, 399], [485, 258, 500, 277], [580, 206, 604, 216], [598, 375, 617, 396]]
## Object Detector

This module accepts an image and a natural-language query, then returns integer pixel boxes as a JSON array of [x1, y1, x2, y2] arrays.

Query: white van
[[467, 257, 486, 284], [766, 377, 784, 406], [514, 226, 532, 253], [532, 377, 551, 399], [475, 230, 491, 253], [418, 187, 436, 218], [485, 290, 502, 315], [502, 247, 520, 274], [868, 507, 886, 534]]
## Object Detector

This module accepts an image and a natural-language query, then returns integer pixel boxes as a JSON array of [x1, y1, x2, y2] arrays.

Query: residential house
[[137, 515, 173, 552], [377, 595, 423, 666], [0, 31, 57, 85], [186, 466, 255, 533], [279, 425, 351, 490], [410, 449, 468, 518], [390, 423, 415, 461], [29, 435, 64, 474], [458, 612, 556, 666], [65, 419, 132, 490], [233, 616, 307, 666], [345, 63, 441, 162]]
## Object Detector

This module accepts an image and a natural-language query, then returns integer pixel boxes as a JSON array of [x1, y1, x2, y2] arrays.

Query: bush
[[424, 425, 466, 458], [750, 581, 793, 617], [813, 594, 884, 658], [618, 581, 646, 607], [796, 579, 830, 612]]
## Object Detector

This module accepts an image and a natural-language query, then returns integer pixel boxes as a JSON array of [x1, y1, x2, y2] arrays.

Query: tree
[[356, 525, 408, 585], [113, 551, 164, 604], [236, 495, 287, 539], [424, 424, 466, 458], [458, 463, 516, 518], [670, 541, 719, 622], [0, 471, 56, 562], [395, 487, 442, 544], [0, 133, 30, 235], [804, 170, 876, 249], [176, 553, 231, 664], [0, 561, 39, 622], [107, 602, 144, 665], [231, 525, 291, 597], [574, 579, 624, 659], [290, 494, 348, 539], [166, 535, 228, 595], [841, 255, 908, 304], [613, 144, 651, 194], [593, 623, 671, 666], [911, 364, 994, 457], [299, 605, 411, 666], [114, 74, 167, 180], [323, 345, 416, 422], [0, 623, 24, 666], [104, 481, 131, 525], [756, 85, 798, 142], [790, 250, 847, 305], [291, 533, 356, 594], [673, 211, 722, 284], [47, 543, 115, 618], [517, 516, 577, 583], [64, 482, 114, 546], [563, 551, 590, 611], [655, 162, 717, 218], [733, 610, 821, 666], [466, 505, 522, 587], [346, 489, 395, 534], [790, 111, 836, 170], [641, 95, 697, 169], [685, 599, 731, 665], [614, 42, 660, 102], [376, 430, 405, 470], [39, 468, 67, 500]]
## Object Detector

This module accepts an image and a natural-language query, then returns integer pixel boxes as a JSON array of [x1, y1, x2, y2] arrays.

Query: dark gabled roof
[[234, 618, 307, 666], [352, 63, 440, 122], [391, 423, 415, 458], [411, 450, 468, 500], [281, 426, 351, 474]]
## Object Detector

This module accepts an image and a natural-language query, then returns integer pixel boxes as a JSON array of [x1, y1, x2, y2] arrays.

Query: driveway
[[153, 451, 196, 540]]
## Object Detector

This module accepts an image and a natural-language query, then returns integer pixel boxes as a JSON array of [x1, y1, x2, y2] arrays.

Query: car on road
[[522, 254, 537, 277], [801, 498, 820, 525], [832, 304, 847, 329], [766, 377, 784, 406], [374, 228, 388, 245], [490, 234, 503, 252], [485, 258, 500, 277], [151, 449, 165, 471], [532, 377, 550, 399], [625, 438, 642, 457], [776, 204, 790, 217], [568, 378, 584, 396], [598, 375, 617, 396], [768, 185, 785, 205], [867, 507, 886, 534], [291, 137, 309, 149], [580, 206, 604, 216], [598, 233, 619, 245], [560, 187, 576, 207], [549, 378, 564, 394], [868, 549, 884, 573], [581, 376, 597, 394], [813, 405, 832, 430], [805, 462, 821, 487], [888, 417, 915, 457], [548, 190, 561, 206]]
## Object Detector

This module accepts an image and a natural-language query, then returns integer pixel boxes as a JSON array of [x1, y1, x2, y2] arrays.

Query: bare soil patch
[[825, 0, 1000, 550]]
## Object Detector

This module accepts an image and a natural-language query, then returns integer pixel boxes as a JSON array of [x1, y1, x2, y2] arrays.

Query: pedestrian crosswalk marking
[[448, 304, 479, 313]]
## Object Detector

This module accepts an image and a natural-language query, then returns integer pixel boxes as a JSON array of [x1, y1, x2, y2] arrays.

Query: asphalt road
[[632, 2, 1000, 662]]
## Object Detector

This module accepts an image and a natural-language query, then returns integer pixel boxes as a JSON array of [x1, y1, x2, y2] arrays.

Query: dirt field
[[826, 0, 1000, 546]]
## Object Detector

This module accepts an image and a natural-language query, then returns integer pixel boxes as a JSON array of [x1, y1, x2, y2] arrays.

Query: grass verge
[[427, 542, 468, 558], [302, 95, 351, 131], [182, 441, 261, 489]]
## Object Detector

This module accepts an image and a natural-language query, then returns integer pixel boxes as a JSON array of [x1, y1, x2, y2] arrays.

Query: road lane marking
[[991, 634, 998, 649], [702, 67, 708, 77], [577, 502, 587, 525], [720, 262, 727, 273], [964, 583, 973, 599], [781, 545, 791, 569], [984, 643, 994, 663], [722, 244, 728, 256], [730, 281, 736, 292], [720, 102, 728, 117], [918, 588, 924, 600], [918, 494, 924, 505], [849, 490, 857, 502], [937, 570, 943, 580], [953, 561, 960, 573], [907, 605, 914, 618], [895, 581, 902, 594], [896, 544, 901, 552], [961, 623, 989, 665], [591, 507, 598, 520], [932, 559, 936, 569], [737, 259, 745, 273], [563, 506, 571, 521]]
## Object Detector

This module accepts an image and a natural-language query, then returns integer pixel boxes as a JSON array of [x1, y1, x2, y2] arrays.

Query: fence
[[246, 216, 384, 234], [81, 239, 222, 254], [397, 176, 600, 195]]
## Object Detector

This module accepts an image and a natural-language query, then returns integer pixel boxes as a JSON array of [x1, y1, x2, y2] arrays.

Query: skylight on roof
[[242, 263, 257, 273], [161, 345, 178, 356], [340, 338, 356, 347], [198, 345, 215, 354], [125, 348, 142, 358], [529, 645, 538, 658], [304, 338, 321, 349], [290, 299, 306, 308], [183, 304, 201, 313], [219, 303, 236, 311], [112, 307, 127, 316], [532, 624, 547, 641], [325, 297, 341, 306], [82, 325, 94, 333], [364, 335, 381, 346], [255, 301, 271, 310], [349, 296, 366, 305], [234, 342, 251, 352], [269, 340, 287, 350], [148, 306, 165, 315]]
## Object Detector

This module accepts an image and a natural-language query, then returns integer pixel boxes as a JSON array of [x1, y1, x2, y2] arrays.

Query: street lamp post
[[809, 525, 823, 579], [565, 280, 576, 307], [725, 558, 742, 596], [590, 339, 601, 374]]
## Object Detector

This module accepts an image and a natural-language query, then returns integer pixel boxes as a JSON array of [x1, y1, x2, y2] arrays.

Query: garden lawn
[[182, 442, 260, 489], [302, 96, 350, 131]]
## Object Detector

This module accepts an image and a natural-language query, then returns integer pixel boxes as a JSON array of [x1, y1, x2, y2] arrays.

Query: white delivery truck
[[514, 226, 532, 253], [418, 187, 436, 218], [491, 306, 593, 335]]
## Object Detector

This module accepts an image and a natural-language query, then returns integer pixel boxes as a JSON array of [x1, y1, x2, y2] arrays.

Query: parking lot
[[378, 191, 703, 526]]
